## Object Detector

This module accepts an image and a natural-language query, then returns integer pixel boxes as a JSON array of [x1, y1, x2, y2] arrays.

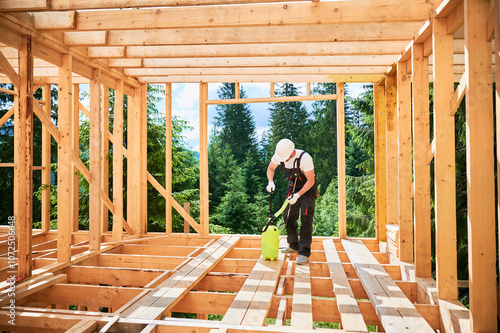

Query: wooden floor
[[0, 232, 444, 332]]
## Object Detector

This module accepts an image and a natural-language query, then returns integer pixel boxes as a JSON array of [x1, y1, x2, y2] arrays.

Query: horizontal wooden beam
[[205, 94, 338, 105], [102, 23, 424, 46], [38, 1, 435, 31], [0, 0, 49, 11], [137, 74, 382, 83], [32, 11, 77, 30]]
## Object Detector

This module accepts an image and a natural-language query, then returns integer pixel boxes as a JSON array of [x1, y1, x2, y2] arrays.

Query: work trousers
[[283, 194, 316, 257]]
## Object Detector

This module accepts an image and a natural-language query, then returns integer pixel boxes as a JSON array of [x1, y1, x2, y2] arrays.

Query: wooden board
[[342, 239, 434, 333], [337, 82, 346, 239], [290, 264, 312, 329], [323, 239, 367, 332], [374, 82, 387, 242]]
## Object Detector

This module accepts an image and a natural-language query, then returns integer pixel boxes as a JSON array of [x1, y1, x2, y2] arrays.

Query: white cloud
[[174, 83, 199, 110]]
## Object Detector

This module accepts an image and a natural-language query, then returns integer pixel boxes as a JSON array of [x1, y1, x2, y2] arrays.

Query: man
[[266, 138, 318, 265]]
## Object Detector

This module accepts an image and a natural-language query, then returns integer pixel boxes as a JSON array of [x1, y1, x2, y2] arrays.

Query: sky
[[158, 82, 368, 152]]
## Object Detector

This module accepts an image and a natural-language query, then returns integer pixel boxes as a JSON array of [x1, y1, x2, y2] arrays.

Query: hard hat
[[274, 139, 295, 162]]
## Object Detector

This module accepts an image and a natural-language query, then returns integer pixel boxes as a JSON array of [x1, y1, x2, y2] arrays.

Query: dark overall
[[281, 151, 318, 257]]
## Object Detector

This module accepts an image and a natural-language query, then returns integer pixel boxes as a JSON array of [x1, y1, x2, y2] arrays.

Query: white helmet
[[274, 139, 295, 162]]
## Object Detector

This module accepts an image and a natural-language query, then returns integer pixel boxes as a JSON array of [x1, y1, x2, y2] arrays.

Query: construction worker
[[266, 138, 318, 265]]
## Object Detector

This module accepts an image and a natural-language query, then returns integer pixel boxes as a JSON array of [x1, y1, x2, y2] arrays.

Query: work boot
[[281, 246, 298, 254], [296, 255, 309, 265]]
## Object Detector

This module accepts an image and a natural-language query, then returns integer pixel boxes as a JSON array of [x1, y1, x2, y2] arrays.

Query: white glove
[[288, 193, 300, 205], [266, 181, 275, 193]]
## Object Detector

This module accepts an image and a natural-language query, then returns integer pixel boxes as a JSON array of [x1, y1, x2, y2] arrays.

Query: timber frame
[[0, 0, 498, 332]]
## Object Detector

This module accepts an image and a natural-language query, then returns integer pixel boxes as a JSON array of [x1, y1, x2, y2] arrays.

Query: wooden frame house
[[0, 0, 498, 331]]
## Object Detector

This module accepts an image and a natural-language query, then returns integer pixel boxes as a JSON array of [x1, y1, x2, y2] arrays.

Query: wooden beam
[[496, 0, 500, 317], [464, 0, 497, 330], [337, 82, 346, 239], [140, 84, 148, 235], [412, 43, 432, 278], [0, 48, 20, 89], [16, 35, 33, 277], [57, 54, 73, 262], [432, 17, 457, 300], [0, 107, 14, 128], [0, 0, 49, 11], [450, 72, 466, 116], [165, 83, 173, 234], [89, 68, 102, 252], [105, 23, 424, 46], [205, 94, 337, 105], [200, 83, 209, 235], [446, 0, 464, 35], [385, 74, 398, 229], [397, 60, 413, 263], [113, 79, 124, 242], [291, 264, 313, 329], [59, 1, 433, 31], [101, 86, 110, 233], [32, 11, 76, 30], [128, 87, 142, 235], [374, 82, 387, 242], [125, 41, 408, 59], [41, 84, 51, 232], [72, 84, 80, 232]]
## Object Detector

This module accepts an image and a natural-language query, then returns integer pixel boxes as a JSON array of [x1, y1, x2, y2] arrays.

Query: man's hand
[[288, 193, 300, 205], [266, 181, 275, 193]]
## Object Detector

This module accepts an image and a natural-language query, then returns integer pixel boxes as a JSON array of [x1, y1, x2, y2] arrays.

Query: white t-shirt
[[272, 149, 314, 173]]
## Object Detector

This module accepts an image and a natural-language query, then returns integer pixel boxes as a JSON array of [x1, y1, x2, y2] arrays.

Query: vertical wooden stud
[[57, 54, 73, 262], [89, 68, 102, 252], [270, 82, 275, 97], [200, 82, 209, 235], [397, 60, 413, 262], [101, 86, 110, 233], [128, 87, 141, 234], [433, 17, 457, 300], [17, 35, 33, 276], [140, 84, 148, 235], [41, 84, 51, 232], [464, 0, 497, 329], [71, 84, 79, 232], [374, 82, 387, 242], [337, 82, 346, 239], [165, 83, 172, 234], [412, 43, 432, 278], [112, 79, 124, 241], [495, 0, 500, 306], [235, 82, 240, 99], [385, 74, 398, 229], [184, 202, 190, 234]]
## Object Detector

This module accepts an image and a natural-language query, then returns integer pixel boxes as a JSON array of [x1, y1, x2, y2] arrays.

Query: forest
[[0, 81, 469, 306]]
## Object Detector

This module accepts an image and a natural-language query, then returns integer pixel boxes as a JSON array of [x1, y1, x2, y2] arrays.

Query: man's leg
[[284, 201, 301, 251], [298, 196, 315, 257]]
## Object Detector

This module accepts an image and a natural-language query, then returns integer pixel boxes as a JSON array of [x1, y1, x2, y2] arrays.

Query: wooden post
[[112, 79, 124, 242], [374, 82, 387, 242], [200, 82, 209, 235], [495, 0, 500, 306], [337, 82, 346, 239], [412, 43, 431, 278], [89, 68, 102, 252], [385, 73, 398, 229], [140, 84, 148, 234], [432, 17, 457, 300], [72, 84, 79, 232], [397, 60, 413, 262], [41, 84, 51, 232], [184, 202, 190, 234], [57, 54, 73, 262], [464, 0, 497, 329], [17, 35, 33, 276], [101, 86, 110, 233], [165, 83, 172, 234], [235, 82, 240, 99]]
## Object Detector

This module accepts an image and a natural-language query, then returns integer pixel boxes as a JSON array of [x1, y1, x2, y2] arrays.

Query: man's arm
[[297, 169, 315, 196], [267, 162, 278, 182]]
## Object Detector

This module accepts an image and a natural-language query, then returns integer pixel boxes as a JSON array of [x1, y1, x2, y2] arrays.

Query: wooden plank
[[57, 54, 73, 262], [464, 0, 497, 330], [496, 0, 500, 321], [396, 60, 413, 262], [89, 68, 102, 252], [450, 72, 466, 116], [41, 84, 51, 232], [0, 107, 14, 128], [206, 94, 337, 105], [385, 74, 398, 232], [374, 83, 387, 242], [113, 79, 124, 241], [63, 31, 108, 46], [0, 274, 67, 306], [101, 86, 110, 233], [88, 46, 125, 58], [323, 239, 367, 332], [128, 87, 142, 235], [72, 84, 80, 232], [125, 41, 409, 58], [0, 0, 49, 11], [432, 17, 458, 300], [342, 239, 434, 333], [123, 236, 240, 319], [140, 84, 148, 235], [68, 1, 433, 31], [165, 83, 172, 234], [337, 82, 346, 239], [290, 264, 312, 329], [200, 83, 209, 235], [15, 35, 33, 277], [412, 43, 432, 278], [33, 11, 76, 30], [0, 47, 20, 89]]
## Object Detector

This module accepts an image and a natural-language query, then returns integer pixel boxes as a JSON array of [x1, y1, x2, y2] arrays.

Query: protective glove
[[288, 193, 300, 205], [266, 181, 275, 193]]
